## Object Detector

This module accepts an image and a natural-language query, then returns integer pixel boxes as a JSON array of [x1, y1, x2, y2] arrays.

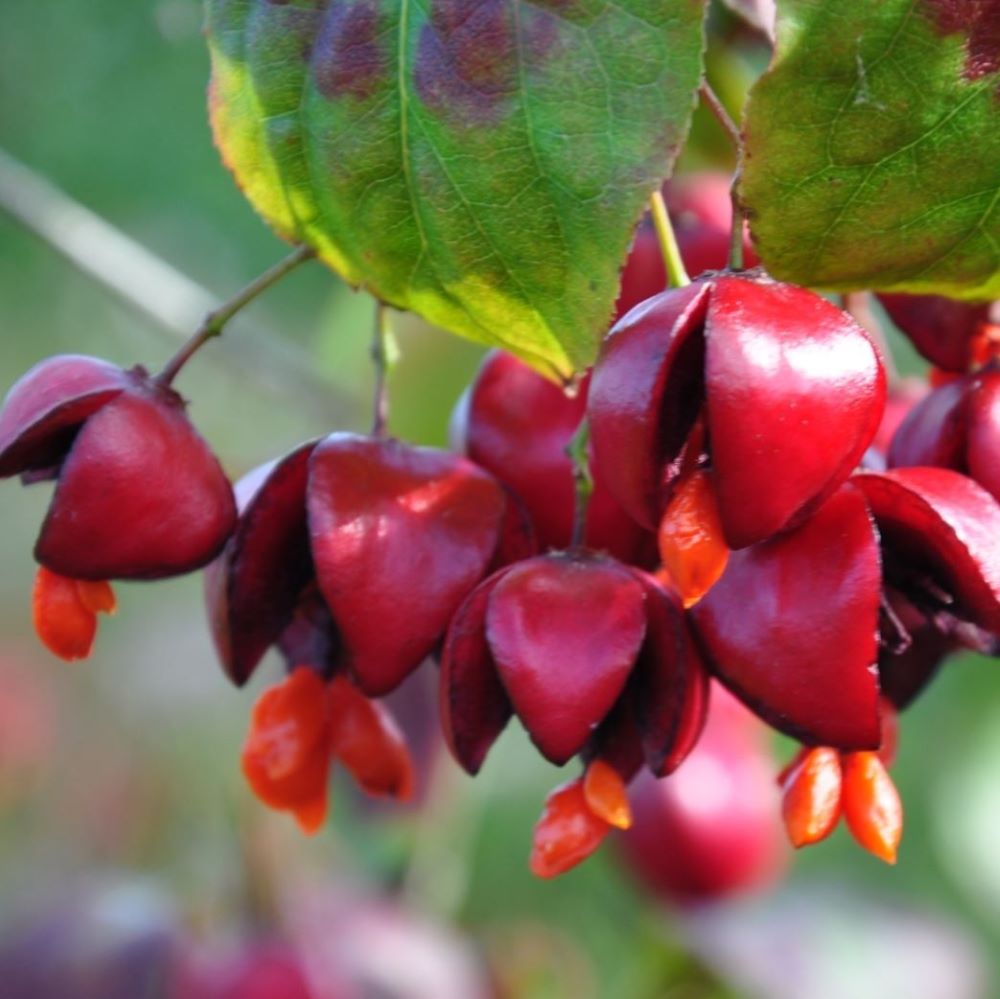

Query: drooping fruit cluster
[[4, 172, 1000, 885], [0, 356, 236, 660]]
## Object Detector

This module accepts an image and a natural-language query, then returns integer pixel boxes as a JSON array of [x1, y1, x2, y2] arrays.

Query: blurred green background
[[0, 3, 999, 997]]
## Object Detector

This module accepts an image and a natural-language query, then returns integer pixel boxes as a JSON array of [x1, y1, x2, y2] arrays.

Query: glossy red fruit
[[440, 552, 707, 772], [853, 467, 1000, 635], [629, 570, 710, 777], [619, 685, 786, 902], [615, 172, 758, 318], [889, 369, 1000, 504], [691, 484, 883, 749], [867, 378, 929, 465], [488, 555, 646, 764], [692, 467, 1000, 747], [207, 433, 517, 695], [878, 293, 998, 373], [0, 355, 236, 579], [455, 351, 650, 562], [589, 274, 885, 548]]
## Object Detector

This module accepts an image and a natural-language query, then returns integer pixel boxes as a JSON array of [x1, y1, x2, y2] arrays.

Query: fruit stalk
[[698, 81, 742, 151], [371, 300, 391, 437], [566, 419, 594, 548], [156, 243, 315, 387], [648, 191, 690, 289], [696, 83, 746, 273]]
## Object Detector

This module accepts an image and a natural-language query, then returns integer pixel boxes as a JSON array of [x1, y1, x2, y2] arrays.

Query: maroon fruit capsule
[[878, 293, 999, 373], [690, 469, 1000, 749], [589, 273, 886, 549], [439, 551, 707, 775], [206, 433, 523, 696], [0, 355, 237, 660], [865, 378, 929, 469], [453, 350, 651, 562], [888, 368, 1000, 504]]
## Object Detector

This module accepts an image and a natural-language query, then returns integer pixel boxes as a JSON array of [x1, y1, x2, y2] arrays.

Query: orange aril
[[780, 746, 843, 848], [328, 676, 414, 801], [582, 759, 632, 830], [32, 566, 115, 662], [529, 779, 612, 879], [657, 470, 729, 608], [841, 751, 903, 865]]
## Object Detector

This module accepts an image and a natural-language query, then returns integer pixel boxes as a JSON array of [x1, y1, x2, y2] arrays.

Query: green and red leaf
[[741, 0, 1000, 300], [206, 0, 707, 380]]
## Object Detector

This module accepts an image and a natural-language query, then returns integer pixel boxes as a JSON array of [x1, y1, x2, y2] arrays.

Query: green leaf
[[740, 0, 1000, 300], [205, 0, 707, 381]]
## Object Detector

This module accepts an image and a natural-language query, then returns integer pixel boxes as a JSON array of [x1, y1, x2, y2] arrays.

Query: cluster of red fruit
[[3, 174, 999, 881]]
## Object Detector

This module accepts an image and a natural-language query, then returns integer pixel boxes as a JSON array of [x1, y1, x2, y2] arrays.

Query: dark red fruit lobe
[[206, 443, 318, 686], [308, 434, 506, 696], [590, 275, 885, 547], [853, 467, 1000, 634], [878, 293, 997, 372], [36, 387, 236, 580], [487, 553, 646, 764], [705, 277, 885, 548], [691, 484, 882, 749], [589, 281, 711, 532], [0, 354, 129, 477], [457, 350, 648, 561], [887, 377, 969, 472], [631, 571, 709, 776], [438, 571, 513, 775], [208, 434, 510, 697], [889, 371, 1000, 506]]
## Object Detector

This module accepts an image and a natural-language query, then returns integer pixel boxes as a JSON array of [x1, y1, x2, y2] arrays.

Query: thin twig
[[699, 81, 742, 151], [728, 169, 746, 272], [697, 82, 748, 272], [0, 147, 348, 419], [157, 244, 315, 386], [566, 418, 593, 548], [370, 300, 390, 436], [648, 190, 690, 288]]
